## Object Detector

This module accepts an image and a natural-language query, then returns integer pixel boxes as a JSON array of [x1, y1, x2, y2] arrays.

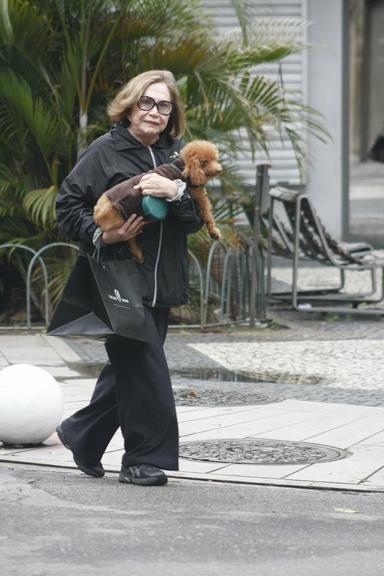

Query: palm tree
[[0, 0, 325, 317]]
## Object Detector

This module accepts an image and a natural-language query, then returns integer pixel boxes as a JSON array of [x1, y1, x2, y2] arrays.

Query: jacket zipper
[[147, 146, 162, 307]]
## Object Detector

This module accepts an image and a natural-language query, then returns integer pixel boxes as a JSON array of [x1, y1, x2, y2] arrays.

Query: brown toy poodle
[[93, 140, 222, 263]]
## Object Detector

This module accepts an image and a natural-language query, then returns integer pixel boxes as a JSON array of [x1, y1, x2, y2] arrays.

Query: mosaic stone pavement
[[63, 304, 384, 408], [188, 340, 384, 390]]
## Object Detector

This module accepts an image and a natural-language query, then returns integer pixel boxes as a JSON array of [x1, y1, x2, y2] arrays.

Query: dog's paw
[[210, 227, 222, 241]]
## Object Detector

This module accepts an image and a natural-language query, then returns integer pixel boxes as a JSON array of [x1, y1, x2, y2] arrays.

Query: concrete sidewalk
[[1, 321, 384, 493]]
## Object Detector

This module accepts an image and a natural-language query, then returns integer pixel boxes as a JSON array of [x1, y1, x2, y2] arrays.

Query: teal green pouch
[[141, 196, 169, 220]]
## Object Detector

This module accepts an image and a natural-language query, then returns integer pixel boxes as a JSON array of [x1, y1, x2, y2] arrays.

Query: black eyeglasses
[[137, 95, 173, 116]]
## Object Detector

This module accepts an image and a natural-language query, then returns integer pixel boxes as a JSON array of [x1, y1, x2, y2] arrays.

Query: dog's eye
[[200, 160, 209, 166]]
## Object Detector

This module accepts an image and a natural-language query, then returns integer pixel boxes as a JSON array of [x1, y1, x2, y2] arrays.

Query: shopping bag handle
[[91, 245, 119, 266]]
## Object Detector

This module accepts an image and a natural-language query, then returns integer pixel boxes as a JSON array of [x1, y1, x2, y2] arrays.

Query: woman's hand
[[102, 214, 144, 244], [135, 173, 177, 200]]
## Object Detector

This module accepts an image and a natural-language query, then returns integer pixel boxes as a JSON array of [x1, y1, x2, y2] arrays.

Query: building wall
[[201, 0, 347, 237], [305, 0, 347, 238], [201, 0, 305, 185], [366, 0, 384, 151]]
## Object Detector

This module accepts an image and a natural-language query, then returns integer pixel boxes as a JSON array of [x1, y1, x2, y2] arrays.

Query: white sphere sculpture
[[0, 364, 64, 445]]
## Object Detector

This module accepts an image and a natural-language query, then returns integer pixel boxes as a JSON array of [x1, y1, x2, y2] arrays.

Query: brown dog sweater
[[105, 158, 185, 219]]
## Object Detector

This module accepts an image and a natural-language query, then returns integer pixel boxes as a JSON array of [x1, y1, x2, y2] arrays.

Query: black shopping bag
[[47, 254, 147, 341], [88, 254, 147, 341]]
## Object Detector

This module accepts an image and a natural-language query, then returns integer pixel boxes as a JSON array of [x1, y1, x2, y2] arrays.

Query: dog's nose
[[215, 163, 222, 175]]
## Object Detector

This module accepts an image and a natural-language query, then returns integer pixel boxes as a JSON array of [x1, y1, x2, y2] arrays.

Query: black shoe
[[119, 464, 168, 486], [56, 424, 105, 478]]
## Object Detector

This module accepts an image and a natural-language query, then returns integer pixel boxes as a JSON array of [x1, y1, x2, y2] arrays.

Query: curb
[[1, 457, 383, 493]]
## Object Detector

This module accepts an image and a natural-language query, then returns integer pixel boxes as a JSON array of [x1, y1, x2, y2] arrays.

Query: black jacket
[[56, 124, 203, 307]]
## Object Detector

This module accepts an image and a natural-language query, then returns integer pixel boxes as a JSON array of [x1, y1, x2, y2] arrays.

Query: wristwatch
[[166, 179, 186, 203]]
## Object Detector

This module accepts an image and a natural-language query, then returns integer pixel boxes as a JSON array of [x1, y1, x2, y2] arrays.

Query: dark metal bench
[[265, 187, 384, 315]]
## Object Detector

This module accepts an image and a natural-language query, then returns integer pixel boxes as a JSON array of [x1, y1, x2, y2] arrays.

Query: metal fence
[[186, 241, 253, 329], [0, 240, 262, 330], [0, 166, 270, 330]]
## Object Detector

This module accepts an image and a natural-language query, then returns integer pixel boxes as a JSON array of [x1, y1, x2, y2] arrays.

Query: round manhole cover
[[179, 438, 348, 465], [174, 388, 283, 406]]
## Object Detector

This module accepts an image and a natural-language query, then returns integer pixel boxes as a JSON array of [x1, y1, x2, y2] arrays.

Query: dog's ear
[[183, 158, 206, 185]]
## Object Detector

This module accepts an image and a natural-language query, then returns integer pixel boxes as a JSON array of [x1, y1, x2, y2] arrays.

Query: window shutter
[[201, 0, 305, 185]]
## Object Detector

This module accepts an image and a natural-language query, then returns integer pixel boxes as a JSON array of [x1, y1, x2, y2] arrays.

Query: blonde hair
[[107, 70, 185, 138]]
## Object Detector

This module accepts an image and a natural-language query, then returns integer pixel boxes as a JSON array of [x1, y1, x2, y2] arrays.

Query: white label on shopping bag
[[107, 289, 131, 304]]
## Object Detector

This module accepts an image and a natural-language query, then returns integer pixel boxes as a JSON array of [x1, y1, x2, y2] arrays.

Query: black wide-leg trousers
[[60, 307, 179, 470]]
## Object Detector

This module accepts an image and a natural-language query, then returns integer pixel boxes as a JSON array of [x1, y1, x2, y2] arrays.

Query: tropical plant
[[0, 0, 326, 321]]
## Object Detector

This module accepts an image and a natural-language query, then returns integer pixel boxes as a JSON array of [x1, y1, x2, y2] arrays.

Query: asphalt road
[[1, 462, 384, 576]]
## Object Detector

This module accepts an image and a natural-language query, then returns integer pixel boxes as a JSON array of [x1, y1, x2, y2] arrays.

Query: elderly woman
[[55, 70, 202, 486]]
